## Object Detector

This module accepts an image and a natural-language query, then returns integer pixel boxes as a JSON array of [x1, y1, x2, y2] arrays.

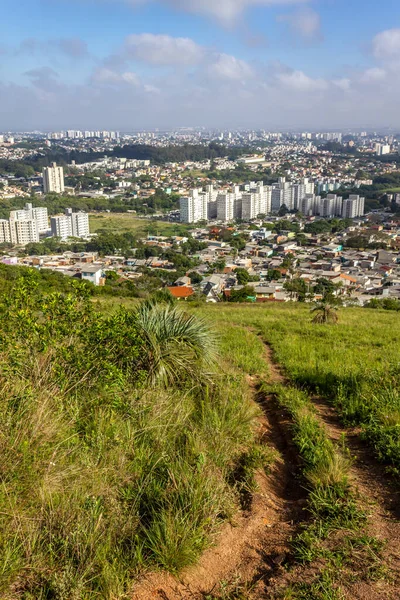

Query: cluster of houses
[[3, 213, 399, 305]]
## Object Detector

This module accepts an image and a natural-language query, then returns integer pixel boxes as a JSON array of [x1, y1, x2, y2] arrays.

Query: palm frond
[[135, 302, 217, 387]]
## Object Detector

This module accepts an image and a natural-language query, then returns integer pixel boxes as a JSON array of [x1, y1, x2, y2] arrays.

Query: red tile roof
[[167, 286, 194, 298]]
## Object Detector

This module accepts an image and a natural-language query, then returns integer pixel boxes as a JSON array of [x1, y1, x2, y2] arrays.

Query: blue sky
[[1, 0, 400, 129]]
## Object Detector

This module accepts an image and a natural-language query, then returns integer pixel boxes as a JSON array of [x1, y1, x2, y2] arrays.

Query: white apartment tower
[[179, 189, 208, 223], [241, 184, 272, 220], [71, 211, 90, 238], [0, 220, 11, 243], [320, 194, 343, 218], [271, 178, 292, 212], [9, 215, 39, 245], [217, 190, 242, 222], [300, 194, 320, 216], [50, 209, 90, 240], [51, 215, 72, 240], [342, 195, 365, 219], [12, 203, 48, 233], [42, 162, 65, 194]]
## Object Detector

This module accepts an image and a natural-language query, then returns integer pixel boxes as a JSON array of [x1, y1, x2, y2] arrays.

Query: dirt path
[[310, 395, 400, 598], [132, 334, 400, 599], [131, 358, 305, 599], [262, 338, 400, 599]]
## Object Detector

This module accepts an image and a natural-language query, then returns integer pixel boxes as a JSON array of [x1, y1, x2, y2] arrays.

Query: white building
[[180, 186, 219, 223], [51, 215, 72, 240], [180, 190, 207, 223], [241, 184, 272, 220], [0, 220, 11, 243], [300, 194, 320, 216], [375, 143, 391, 156], [50, 209, 90, 240], [217, 189, 242, 222], [42, 162, 65, 194], [11, 203, 48, 233], [9, 216, 39, 245], [272, 177, 314, 212], [71, 211, 90, 238], [342, 195, 365, 219], [272, 178, 291, 212], [320, 194, 343, 218]]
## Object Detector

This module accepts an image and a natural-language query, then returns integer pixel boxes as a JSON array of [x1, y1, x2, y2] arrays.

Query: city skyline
[[1, 0, 400, 129]]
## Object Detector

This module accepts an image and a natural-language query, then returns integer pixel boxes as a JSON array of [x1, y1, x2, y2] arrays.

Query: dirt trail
[[263, 338, 400, 599], [310, 395, 400, 597], [132, 335, 400, 599], [132, 355, 304, 599]]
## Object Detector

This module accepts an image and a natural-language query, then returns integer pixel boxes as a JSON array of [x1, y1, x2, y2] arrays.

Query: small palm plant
[[135, 302, 217, 387], [311, 301, 339, 324]]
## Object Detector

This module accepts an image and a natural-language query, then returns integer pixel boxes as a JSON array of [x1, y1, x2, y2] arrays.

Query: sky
[[1, 0, 400, 130]]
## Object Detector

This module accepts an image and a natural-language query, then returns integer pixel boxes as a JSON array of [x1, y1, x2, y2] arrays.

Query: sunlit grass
[[89, 213, 192, 237]]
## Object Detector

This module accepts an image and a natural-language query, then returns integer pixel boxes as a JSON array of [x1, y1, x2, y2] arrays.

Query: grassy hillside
[[192, 303, 400, 474], [0, 274, 269, 599], [2, 264, 400, 599]]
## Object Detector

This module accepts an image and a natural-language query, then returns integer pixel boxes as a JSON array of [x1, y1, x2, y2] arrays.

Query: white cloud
[[333, 78, 351, 91], [5, 26, 400, 130], [277, 69, 327, 91], [372, 28, 400, 60], [207, 53, 254, 80], [92, 67, 140, 85], [360, 67, 386, 83], [277, 6, 322, 42], [124, 33, 204, 65]]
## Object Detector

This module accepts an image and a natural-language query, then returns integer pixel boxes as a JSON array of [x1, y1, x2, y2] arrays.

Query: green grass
[[0, 281, 268, 599], [190, 303, 395, 598], [182, 169, 208, 178], [89, 213, 193, 238], [192, 303, 400, 473]]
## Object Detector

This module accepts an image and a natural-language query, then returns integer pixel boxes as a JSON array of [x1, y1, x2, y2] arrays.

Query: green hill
[[1, 265, 400, 598]]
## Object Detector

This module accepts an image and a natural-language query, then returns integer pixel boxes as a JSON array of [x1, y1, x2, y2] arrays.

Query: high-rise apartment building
[[180, 189, 208, 223], [217, 191, 242, 222], [342, 195, 365, 219], [9, 216, 39, 245], [51, 215, 71, 240], [320, 194, 343, 218], [299, 193, 364, 219], [42, 162, 65, 194], [50, 209, 90, 240], [12, 203, 48, 233], [241, 184, 272, 220], [375, 143, 391, 156], [300, 194, 320, 216], [71, 211, 90, 238], [271, 178, 292, 211], [0, 220, 11, 243]]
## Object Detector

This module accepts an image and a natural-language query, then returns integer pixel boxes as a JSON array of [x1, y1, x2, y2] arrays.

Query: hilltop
[[0, 269, 400, 599]]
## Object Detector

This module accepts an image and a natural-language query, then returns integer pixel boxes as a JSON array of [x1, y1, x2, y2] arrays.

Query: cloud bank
[[1, 27, 400, 130]]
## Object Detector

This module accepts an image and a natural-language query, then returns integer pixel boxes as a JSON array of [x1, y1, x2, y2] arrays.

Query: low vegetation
[[1, 270, 399, 599], [266, 384, 379, 598], [193, 303, 400, 477], [0, 272, 266, 599]]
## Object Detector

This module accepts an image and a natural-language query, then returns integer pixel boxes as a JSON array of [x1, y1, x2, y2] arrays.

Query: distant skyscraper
[[42, 162, 65, 194]]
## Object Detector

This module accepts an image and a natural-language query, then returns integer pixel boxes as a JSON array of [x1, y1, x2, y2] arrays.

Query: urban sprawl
[[0, 128, 400, 302]]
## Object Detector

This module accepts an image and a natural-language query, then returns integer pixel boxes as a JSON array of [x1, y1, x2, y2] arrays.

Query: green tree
[[235, 268, 250, 285], [228, 286, 256, 303]]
